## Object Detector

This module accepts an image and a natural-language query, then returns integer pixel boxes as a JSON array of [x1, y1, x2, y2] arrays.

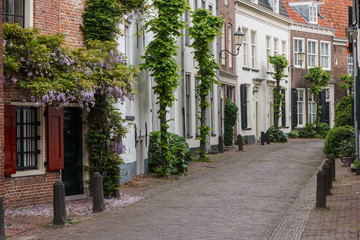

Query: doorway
[[62, 107, 84, 196]]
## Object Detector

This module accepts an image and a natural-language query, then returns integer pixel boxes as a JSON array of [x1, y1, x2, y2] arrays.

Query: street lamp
[[298, 50, 305, 67], [253, 85, 258, 94], [220, 27, 245, 59]]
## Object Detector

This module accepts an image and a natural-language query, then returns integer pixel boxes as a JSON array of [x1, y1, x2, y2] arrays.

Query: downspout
[[352, 1, 359, 161], [216, 0, 222, 137], [181, 17, 185, 138]]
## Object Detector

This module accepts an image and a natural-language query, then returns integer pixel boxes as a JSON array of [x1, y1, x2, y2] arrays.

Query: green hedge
[[335, 96, 353, 127], [224, 99, 238, 146], [266, 126, 287, 143], [323, 126, 354, 157]]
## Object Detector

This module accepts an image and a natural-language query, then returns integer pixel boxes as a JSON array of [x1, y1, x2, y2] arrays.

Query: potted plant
[[354, 160, 360, 175], [339, 139, 356, 167]]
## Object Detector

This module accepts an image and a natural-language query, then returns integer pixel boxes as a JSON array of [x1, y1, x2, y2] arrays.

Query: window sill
[[126, 116, 135, 121], [252, 69, 260, 73], [243, 66, 251, 71], [211, 133, 216, 137], [242, 128, 252, 130], [11, 169, 46, 178], [187, 135, 193, 139], [266, 71, 274, 74], [281, 126, 290, 129]]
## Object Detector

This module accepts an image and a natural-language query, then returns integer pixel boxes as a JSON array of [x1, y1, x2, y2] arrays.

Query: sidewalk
[[301, 158, 360, 239]]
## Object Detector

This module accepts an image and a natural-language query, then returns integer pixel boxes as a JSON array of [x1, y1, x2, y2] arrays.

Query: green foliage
[[304, 67, 332, 127], [224, 99, 238, 146], [148, 131, 193, 177], [266, 126, 287, 143], [338, 138, 356, 158], [335, 95, 353, 127], [268, 54, 288, 129], [339, 74, 353, 96], [353, 160, 360, 169], [82, 0, 146, 42], [85, 95, 127, 196], [141, 0, 189, 168], [188, 9, 224, 158], [323, 126, 354, 157], [298, 123, 330, 139], [288, 130, 299, 138]]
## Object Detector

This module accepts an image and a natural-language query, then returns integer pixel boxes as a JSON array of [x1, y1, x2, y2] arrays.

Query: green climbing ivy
[[224, 99, 238, 146], [188, 9, 224, 160], [141, 0, 189, 176]]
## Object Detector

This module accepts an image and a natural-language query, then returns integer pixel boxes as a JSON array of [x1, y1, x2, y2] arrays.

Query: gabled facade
[[284, 0, 350, 129], [235, 0, 292, 142]]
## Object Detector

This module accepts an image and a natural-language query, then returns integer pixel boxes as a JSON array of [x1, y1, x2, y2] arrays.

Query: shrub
[[335, 96, 353, 127], [298, 123, 329, 139], [289, 130, 299, 138], [148, 131, 193, 176], [266, 126, 287, 143], [323, 126, 354, 157], [224, 99, 238, 146], [317, 122, 330, 138]]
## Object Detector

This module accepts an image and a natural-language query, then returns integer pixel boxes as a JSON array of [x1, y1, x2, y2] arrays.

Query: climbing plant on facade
[[188, 9, 224, 159], [141, 0, 189, 176], [268, 54, 288, 129], [304, 66, 332, 128]]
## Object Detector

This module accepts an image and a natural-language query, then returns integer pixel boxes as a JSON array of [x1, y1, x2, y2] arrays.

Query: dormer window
[[269, 0, 279, 14], [309, 5, 317, 24]]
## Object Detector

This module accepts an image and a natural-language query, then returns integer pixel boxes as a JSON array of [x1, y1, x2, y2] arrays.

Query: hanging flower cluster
[[3, 23, 137, 111]]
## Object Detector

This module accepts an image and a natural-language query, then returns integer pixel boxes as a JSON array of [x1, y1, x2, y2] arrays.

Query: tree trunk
[[160, 104, 167, 167], [200, 95, 207, 158], [315, 93, 321, 133], [274, 80, 281, 129]]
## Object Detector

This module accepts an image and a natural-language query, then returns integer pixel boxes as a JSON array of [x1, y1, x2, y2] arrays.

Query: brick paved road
[[30, 139, 324, 240]]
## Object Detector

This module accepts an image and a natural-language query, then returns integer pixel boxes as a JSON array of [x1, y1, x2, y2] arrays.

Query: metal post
[[328, 154, 336, 181], [237, 134, 243, 151], [316, 170, 326, 208], [218, 136, 224, 153], [322, 162, 331, 195], [0, 197, 5, 240], [261, 131, 265, 145], [92, 172, 106, 213], [53, 181, 67, 227], [326, 159, 333, 188], [266, 131, 270, 144]]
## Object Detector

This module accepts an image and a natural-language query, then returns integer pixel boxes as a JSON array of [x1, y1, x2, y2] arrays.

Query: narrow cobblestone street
[[22, 139, 324, 240]]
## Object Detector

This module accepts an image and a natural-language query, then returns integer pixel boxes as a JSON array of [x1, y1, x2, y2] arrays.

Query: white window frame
[[11, 103, 45, 177], [243, 28, 248, 67], [251, 30, 257, 69], [294, 38, 304, 68], [348, 54, 354, 75], [225, 0, 228, 6], [228, 24, 233, 68], [266, 36, 271, 71], [273, 38, 278, 55], [297, 89, 305, 127], [308, 92, 317, 124], [3, 0, 34, 28], [320, 41, 331, 70], [221, 24, 226, 66], [307, 39, 318, 68], [309, 5, 317, 24]]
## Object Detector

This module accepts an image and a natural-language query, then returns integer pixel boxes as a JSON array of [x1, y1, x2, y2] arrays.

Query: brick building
[[2, 0, 86, 208], [284, 0, 351, 129]]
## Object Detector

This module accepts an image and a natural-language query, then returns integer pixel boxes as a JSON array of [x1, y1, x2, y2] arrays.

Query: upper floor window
[[266, 36, 271, 71], [228, 24, 233, 68], [320, 41, 330, 70], [221, 24, 226, 66], [348, 54, 354, 75], [309, 5, 317, 24], [273, 38, 278, 55], [251, 31, 257, 68], [243, 28, 248, 67], [225, 0, 228, 6], [308, 40, 318, 68], [201, 0, 205, 8], [294, 38, 304, 68]]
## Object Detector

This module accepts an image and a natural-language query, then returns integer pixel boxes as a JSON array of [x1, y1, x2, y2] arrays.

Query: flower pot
[[343, 156, 355, 167]]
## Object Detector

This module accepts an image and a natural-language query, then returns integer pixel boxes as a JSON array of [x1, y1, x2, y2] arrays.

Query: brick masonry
[[1, 0, 85, 208]]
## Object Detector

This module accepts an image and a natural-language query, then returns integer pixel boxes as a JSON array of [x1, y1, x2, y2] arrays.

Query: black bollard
[[93, 172, 106, 213], [53, 181, 67, 227], [322, 162, 331, 195], [218, 136, 224, 153], [237, 134, 243, 151], [261, 132, 265, 145], [266, 131, 270, 144], [316, 170, 326, 208], [0, 197, 5, 240], [327, 154, 335, 181], [326, 159, 333, 188]]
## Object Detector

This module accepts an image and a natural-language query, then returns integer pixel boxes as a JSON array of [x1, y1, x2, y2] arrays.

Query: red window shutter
[[47, 106, 64, 171], [4, 105, 17, 175]]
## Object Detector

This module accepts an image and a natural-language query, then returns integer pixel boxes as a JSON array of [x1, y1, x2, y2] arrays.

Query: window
[[225, 0, 228, 6], [269, 0, 279, 13], [309, 5, 317, 24], [266, 36, 271, 71], [240, 84, 248, 129], [3, 0, 24, 27], [228, 24, 233, 68], [273, 38, 278, 55], [251, 31, 257, 68], [297, 89, 304, 126], [294, 38, 304, 68], [226, 86, 234, 101], [308, 92, 316, 124], [16, 106, 39, 171], [308, 40, 318, 68], [185, 74, 192, 137], [208, 3, 213, 12], [320, 42, 330, 69], [281, 41, 286, 56], [221, 24, 225, 65], [201, 0, 205, 8], [243, 29, 248, 67], [281, 89, 286, 127], [348, 54, 354, 75], [269, 86, 274, 126]]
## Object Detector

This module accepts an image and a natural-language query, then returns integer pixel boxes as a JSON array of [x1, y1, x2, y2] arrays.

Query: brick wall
[[2, 0, 85, 208], [0, 0, 4, 199]]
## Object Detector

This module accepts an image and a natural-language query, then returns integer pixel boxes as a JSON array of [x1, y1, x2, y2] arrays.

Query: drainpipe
[[352, 2, 359, 161], [181, 17, 185, 138], [216, 0, 222, 137]]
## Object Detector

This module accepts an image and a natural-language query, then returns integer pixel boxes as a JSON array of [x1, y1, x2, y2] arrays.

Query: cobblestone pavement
[[19, 139, 324, 240], [301, 157, 360, 240]]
